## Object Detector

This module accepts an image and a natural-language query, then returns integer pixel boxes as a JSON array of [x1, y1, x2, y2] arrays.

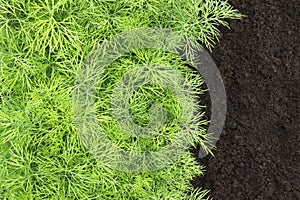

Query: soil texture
[[192, 0, 300, 199]]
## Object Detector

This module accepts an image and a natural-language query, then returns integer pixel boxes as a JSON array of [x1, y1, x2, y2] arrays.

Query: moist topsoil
[[192, 0, 300, 199]]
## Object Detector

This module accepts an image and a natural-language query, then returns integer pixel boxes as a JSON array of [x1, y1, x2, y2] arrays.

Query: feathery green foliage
[[0, 0, 241, 199]]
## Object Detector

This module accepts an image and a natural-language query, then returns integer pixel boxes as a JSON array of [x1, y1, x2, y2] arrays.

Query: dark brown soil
[[192, 0, 300, 199]]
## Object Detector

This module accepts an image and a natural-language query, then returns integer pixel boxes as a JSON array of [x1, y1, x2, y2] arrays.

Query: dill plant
[[0, 0, 241, 199]]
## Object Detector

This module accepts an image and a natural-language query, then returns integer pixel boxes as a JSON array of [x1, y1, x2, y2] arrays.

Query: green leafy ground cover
[[0, 0, 240, 199]]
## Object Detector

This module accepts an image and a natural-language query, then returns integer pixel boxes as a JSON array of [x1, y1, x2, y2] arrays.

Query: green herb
[[0, 0, 240, 199]]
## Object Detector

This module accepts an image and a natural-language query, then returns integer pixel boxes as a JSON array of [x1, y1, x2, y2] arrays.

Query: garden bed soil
[[192, 0, 300, 199]]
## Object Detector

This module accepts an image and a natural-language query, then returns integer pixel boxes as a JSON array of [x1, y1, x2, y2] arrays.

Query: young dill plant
[[0, 0, 241, 199]]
